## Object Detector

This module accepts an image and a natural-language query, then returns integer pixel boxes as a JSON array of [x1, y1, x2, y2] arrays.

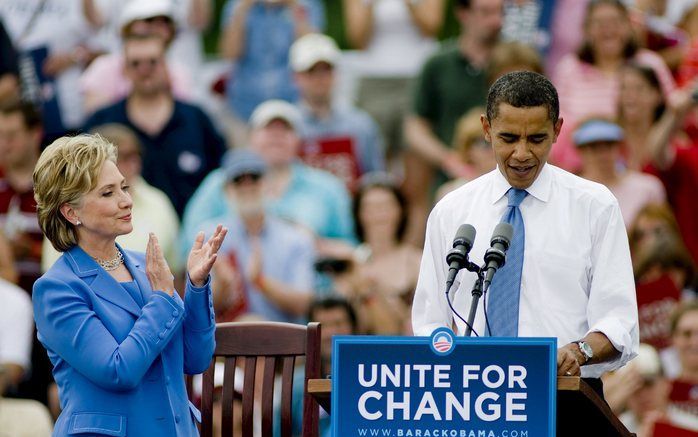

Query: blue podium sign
[[332, 329, 556, 437]]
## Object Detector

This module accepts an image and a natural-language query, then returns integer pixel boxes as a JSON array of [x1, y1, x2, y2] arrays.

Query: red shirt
[[0, 169, 42, 293], [645, 145, 698, 265]]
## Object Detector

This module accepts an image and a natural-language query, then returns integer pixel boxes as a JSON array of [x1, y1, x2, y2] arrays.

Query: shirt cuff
[[582, 317, 638, 377], [187, 274, 211, 292]]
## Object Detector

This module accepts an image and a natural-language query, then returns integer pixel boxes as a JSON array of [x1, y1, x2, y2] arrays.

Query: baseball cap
[[222, 149, 267, 181], [249, 100, 301, 132], [120, 0, 174, 31], [573, 119, 624, 147], [290, 33, 341, 72]]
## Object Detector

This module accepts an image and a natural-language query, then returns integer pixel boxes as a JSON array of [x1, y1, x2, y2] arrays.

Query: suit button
[[172, 310, 179, 317], [175, 415, 181, 423], [165, 376, 170, 384], [158, 332, 166, 339]]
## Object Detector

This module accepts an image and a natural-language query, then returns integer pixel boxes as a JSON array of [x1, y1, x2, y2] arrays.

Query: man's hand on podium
[[557, 344, 583, 376], [557, 332, 621, 376]]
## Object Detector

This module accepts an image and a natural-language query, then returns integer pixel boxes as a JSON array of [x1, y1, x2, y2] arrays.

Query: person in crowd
[[181, 99, 354, 260], [285, 295, 359, 437], [574, 118, 666, 228], [218, 0, 324, 147], [669, 302, 698, 382], [633, 233, 696, 355], [0, 100, 56, 407], [617, 63, 672, 171], [32, 133, 226, 436], [0, 274, 53, 436], [80, 0, 196, 115], [290, 33, 385, 190], [629, 203, 686, 266], [607, 343, 698, 435], [0, 100, 43, 293], [81, 0, 212, 74], [413, 72, 638, 389], [211, 148, 316, 324], [41, 123, 181, 274], [628, 0, 693, 73], [661, 302, 698, 427], [436, 106, 497, 199], [640, 83, 698, 265], [552, 0, 676, 172], [0, 273, 33, 397], [486, 40, 544, 85], [0, 20, 19, 105], [403, 0, 503, 245], [0, 0, 99, 137], [350, 173, 421, 335], [343, 0, 443, 171], [84, 33, 226, 217], [546, 0, 590, 74], [0, 262, 51, 437]]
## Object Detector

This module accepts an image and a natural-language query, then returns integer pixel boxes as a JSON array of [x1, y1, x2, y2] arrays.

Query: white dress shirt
[[412, 164, 639, 378]]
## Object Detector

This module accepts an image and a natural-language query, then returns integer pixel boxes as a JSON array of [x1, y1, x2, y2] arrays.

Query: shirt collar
[[489, 163, 552, 204]]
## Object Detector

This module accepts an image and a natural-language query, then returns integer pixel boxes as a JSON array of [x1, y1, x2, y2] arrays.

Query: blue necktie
[[488, 188, 528, 337]]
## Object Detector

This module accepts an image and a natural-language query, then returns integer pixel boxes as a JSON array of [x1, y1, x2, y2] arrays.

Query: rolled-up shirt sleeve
[[584, 199, 639, 376]]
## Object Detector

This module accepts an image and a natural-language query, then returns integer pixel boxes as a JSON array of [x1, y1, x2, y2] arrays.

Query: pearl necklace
[[93, 250, 124, 271]]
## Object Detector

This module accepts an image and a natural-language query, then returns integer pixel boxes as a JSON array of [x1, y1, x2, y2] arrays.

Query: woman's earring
[[76, 220, 81, 226]]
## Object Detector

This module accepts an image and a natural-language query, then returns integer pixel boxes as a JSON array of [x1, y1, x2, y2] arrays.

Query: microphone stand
[[464, 270, 484, 337]]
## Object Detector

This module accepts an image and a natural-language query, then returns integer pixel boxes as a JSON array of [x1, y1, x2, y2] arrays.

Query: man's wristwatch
[[576, 341, 594, 364]]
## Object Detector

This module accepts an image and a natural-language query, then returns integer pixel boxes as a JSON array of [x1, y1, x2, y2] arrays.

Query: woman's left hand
[[188, 225, 228, 287]]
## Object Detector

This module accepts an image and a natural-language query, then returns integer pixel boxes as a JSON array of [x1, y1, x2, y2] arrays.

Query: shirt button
[[175, 415, 181, 423], [158, 332, 166, 339], [166, 321, 173, 328], [172, 310, 179, 317]]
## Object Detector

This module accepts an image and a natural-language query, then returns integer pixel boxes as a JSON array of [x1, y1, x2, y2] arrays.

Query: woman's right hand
[[146, 233, 175, 296]]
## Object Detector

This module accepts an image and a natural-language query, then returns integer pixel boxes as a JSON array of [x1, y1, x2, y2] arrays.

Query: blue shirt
[[83, 99, 226, 216], [221, 0, 325, 120], [180, 162, 355, 261], [210, 216, 315, 323]]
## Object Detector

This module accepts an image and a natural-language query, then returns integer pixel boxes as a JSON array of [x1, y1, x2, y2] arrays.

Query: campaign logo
[[430, 327, 455, 356]]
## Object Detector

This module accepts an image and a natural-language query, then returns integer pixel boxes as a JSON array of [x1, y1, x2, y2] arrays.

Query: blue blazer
[[33, 245, 215, 436]]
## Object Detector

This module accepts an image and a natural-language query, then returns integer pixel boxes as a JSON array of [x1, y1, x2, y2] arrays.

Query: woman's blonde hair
[[452, 107, 486, 163], [33, 134, 117, 252]]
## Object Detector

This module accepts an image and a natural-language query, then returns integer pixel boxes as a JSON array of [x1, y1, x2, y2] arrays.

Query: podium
[[309, 376, 635, 436]]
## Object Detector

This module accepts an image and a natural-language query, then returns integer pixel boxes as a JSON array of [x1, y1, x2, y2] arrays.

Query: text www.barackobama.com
[[356, 429, 529, 437]]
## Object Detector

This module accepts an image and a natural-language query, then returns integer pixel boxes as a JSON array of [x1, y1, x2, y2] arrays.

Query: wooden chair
[[199, 321, 321, 437]]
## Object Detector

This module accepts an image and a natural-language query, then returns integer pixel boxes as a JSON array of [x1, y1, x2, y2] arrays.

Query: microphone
[[445, 224, 476, 293], [482, 223, 513, 292]]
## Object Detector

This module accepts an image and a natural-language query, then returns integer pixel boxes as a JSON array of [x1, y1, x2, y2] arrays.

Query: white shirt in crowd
[[0, 278, 33, 371], [412, 164, 639, 378]]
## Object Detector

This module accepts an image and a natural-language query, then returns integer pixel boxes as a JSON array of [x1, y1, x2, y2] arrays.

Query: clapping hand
[[188, 225, 228, 287], [146, 233, 175, 296]]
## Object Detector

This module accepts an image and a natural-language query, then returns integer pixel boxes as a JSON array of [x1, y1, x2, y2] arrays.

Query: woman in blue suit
[[32, 134, 227, 436]]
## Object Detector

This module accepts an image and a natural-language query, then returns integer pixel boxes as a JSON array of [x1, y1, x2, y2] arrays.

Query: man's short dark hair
[[308, 295, 358, 334], [0, 99, 42, 130], [455, 0, 471, 8], [486, 71, 559, 124]]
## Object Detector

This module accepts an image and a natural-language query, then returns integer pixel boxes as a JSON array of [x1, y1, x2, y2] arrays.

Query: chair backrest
[[199, 321, 321, 437]]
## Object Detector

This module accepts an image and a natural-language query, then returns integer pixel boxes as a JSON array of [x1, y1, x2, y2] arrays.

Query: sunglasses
[[231, 173, 262, 185]]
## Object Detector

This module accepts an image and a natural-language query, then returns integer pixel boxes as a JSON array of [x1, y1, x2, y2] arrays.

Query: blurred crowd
[[1, 0, 698, 436]]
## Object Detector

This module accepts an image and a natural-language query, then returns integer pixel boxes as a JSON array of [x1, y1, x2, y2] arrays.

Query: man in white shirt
[[412, 71, 639, 382]]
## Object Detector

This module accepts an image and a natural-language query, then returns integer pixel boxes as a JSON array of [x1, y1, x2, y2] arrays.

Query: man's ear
[[553, 117, 564, 142], [59, 203, 79, 226], [481, 114, 492, 143]]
